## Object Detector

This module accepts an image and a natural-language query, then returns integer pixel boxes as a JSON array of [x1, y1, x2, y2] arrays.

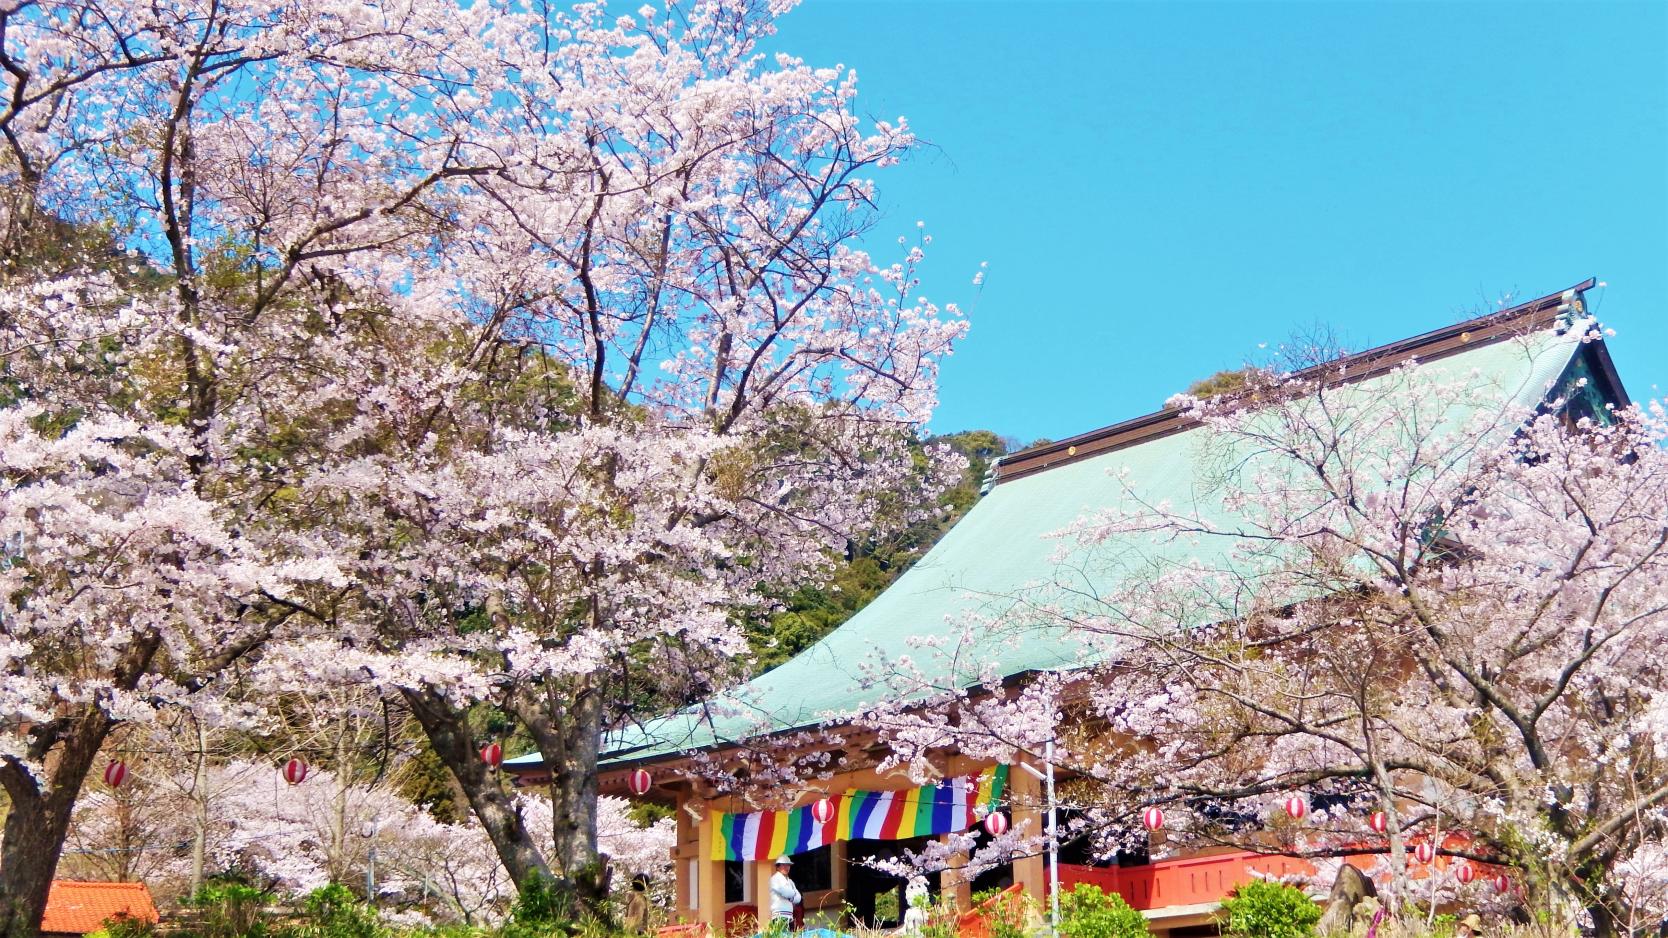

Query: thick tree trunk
[[1, 720, 118, 938], [401, 686, 553, 889], [0, 791, 75, 938], [0, 635, 158, 938], [511, 679, 607, 909], [1586, 901, 1619, 938]]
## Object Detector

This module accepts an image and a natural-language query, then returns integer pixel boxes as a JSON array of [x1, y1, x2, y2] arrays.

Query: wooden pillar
[[940, 832, 971, 911], [1008, 758, 1046, 901], [695, 803, 726, 934], [754, 860, 775, 930], [675, 790, 699, 917], [830, 838, 847, 899], [940, 753, 973, 912]]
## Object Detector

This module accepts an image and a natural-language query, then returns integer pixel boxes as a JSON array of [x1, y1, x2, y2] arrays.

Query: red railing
[[1061, 852, 1319, 911], [1060, 833, 1492, 913]]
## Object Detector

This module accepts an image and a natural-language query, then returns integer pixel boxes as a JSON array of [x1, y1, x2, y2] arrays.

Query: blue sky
[[768, 0, 1667, 444]]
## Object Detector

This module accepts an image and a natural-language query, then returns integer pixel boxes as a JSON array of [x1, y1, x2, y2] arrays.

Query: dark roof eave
[[995, 279, 1597, 485], [505, 667, 1068, 777]]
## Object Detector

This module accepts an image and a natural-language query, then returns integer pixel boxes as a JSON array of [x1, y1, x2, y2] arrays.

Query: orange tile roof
[[40, 881, 159, 935]]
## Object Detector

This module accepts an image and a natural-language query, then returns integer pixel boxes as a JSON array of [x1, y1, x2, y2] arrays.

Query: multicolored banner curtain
[[710, 765, 1009, 862]]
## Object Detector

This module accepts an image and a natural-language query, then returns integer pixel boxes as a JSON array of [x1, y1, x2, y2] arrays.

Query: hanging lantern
[[811, 797, 836, 825], [480, 743, 503, 768], [1455, 862, 1476, 885], [1142, 807, 1165, 831], [982, 811, 1009, 837], [1492, 873, 1511, 893], [283, 757, 310, 785], [1368, 811, 1388, 835], [103, 760, 128, 789], [627, 768, 652, 796], [1414, 841, 1436, 864], [1282, 795, 1308, 820]]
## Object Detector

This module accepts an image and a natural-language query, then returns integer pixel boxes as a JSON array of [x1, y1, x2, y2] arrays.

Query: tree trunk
[[512, 679, 608, 909], [1, 720, 119, 938], [401, 686, 553, 889], [0, 791, 73, 938], [189, 719, 209, 895], [1586, 900, 1619, 938], [0, 635, 158, 938]]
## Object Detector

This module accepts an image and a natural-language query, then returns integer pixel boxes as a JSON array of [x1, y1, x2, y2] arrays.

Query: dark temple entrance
[[845, 837, 939, 928]]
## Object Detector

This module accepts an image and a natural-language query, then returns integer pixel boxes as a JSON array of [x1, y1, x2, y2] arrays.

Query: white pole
[[1045, 740, 1059, 938]]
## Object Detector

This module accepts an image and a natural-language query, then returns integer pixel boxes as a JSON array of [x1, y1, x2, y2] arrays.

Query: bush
[[964, 887, 1037, 938], [185, 876, 273, 938], [293, 884, 384, 938], [99, 914, 157, 938], [1218, 880, 1320, 938], [1059, 884, 1149, 938]]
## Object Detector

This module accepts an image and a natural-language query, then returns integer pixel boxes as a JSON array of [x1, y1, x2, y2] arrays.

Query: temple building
[[506, 279, 1627, 938]]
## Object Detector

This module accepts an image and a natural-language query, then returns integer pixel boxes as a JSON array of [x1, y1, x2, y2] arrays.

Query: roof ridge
[[993, 278, 1596, 485]]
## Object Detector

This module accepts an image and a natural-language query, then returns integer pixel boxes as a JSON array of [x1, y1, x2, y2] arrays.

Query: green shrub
[[1218, 880, 1320, 938], [499, 875, 589, 938], [186, 876, 272, 938], [1059, 884, 1149, 938], [292, 884, 383, 938], [100, 915, 156, 938]]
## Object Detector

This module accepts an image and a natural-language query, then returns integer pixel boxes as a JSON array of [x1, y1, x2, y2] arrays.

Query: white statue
[[901, 876, 931, 937]]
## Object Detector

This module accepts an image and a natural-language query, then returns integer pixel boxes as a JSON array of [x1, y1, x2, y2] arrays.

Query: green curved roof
[[505, 283, 1619, 773]]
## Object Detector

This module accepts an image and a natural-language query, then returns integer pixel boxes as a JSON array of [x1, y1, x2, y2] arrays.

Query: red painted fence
[[1060, 852, 1319, 911]]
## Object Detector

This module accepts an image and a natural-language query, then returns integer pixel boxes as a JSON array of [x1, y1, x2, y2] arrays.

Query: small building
[[507, 280, 1626, 937], [41, 881, 159, 938]]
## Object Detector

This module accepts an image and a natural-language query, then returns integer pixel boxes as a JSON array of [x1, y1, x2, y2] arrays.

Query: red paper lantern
[[982, 811, 1009, 837], [1414, 841, 1436, 864], [1455, 862, 1476, 885], [1492, 873, 1511, 893], [480, 743, 503, 768], [811, 797, 836, 825], [103, 760, 128, 789], [1368, 811, 1388, 835], [1282, 795, 1307, 820], [627, 768, 652, 796], [1142, 807, 1165, 831], [283, 757, 310, 785]]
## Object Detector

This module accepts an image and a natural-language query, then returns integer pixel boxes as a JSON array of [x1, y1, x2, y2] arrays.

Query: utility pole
[[361, 820, 379, 904], [1018, 743, 1061, 938]]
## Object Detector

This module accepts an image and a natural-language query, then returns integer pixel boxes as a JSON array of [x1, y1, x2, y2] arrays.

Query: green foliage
[[292, 884, 384, 938], [100, 915, 158, 938], [185, 876, 273, 938], [962, 887, 1037, 938], [625, 800, 672, 826], [1183, 368, 1256, 400], [1059, 884, 1149, 938], [1218, 880, 1320, 938], [508, 874, 573, 929], [872, 890, 901, 926], [748, 429, 1010, 671]]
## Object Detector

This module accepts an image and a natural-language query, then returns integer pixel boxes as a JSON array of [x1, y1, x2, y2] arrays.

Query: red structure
[[40, 882, 158, 937], [1061, 853, 1318, 912]]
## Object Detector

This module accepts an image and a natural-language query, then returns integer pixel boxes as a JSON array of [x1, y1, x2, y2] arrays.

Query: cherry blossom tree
[[261, 0, 966, 908], [1, 0, 962, 929], [854, 347, 1668, 936], [0, 0, 510, 930]]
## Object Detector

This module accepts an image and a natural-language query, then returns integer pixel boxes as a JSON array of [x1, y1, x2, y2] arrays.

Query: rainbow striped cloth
[[711, 765, 1008, 861]]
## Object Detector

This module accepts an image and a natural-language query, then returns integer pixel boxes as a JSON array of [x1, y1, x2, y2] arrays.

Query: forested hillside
[[747, 430, 1011, 671]]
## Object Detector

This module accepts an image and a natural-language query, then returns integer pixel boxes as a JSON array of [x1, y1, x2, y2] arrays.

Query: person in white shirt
[[769, 856, 801, 923]]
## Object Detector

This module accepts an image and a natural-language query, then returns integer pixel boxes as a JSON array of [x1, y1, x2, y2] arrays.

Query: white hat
[[774, 856, 793, 866]]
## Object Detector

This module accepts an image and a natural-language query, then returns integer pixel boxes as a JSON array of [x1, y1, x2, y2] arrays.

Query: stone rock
[[1315, 865, 1378, 935]]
